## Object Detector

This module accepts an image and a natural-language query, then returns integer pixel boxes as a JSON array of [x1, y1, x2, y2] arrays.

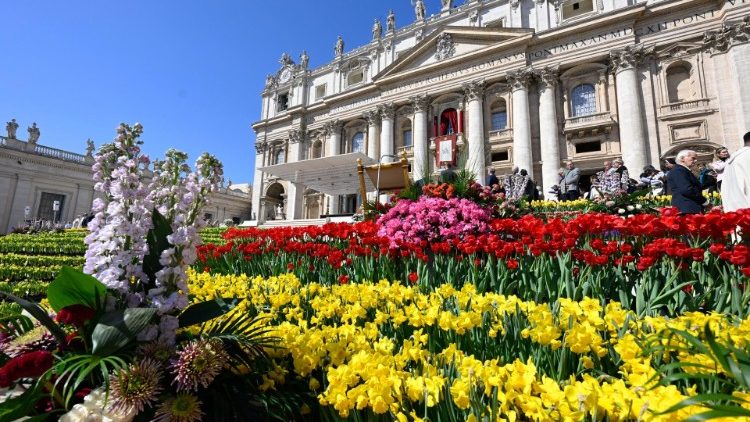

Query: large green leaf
[[0, 386, 50, 421], [178, 297, 238, 328], [47, 266, 106, 312], [91, 308, 157, 356], [143, 208, 173, 286], [0, 292, 67, 345]]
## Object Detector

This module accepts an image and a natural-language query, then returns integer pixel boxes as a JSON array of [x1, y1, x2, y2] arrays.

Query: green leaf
[[143, 208, 174, 286], [0, 292, 67, 345], [91, 308, 157, 356], [47, 266, 107, 312], [0, 314, 34, 337], [178, 297, 238, 328], [0, 385, 46, 420]]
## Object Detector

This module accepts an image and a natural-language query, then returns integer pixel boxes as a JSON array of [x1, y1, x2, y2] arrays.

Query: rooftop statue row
[[5, 119, 40, 145]]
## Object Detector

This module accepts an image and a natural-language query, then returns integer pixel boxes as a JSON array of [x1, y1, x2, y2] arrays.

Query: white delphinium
[[147, 151, 223, 343], [84, 123, 153, 299]]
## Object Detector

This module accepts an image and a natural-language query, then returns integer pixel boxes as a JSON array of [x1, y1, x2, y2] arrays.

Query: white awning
[[258, 153, 379, 196]]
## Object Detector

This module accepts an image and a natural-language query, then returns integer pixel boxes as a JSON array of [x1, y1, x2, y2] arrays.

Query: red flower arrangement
[[55, 305, 96, 327], [0, 351, 55, 388]]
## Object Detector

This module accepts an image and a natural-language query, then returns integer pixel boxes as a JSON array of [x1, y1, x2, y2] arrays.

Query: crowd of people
[[483, 131, 750, 214]]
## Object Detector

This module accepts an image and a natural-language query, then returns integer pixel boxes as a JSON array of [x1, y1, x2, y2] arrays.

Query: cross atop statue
[[27, 122, 40, 145], [5, 118, 19, 139]]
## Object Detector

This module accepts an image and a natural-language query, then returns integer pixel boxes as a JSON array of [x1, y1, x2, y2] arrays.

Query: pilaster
[[462, 80, 486, 183]]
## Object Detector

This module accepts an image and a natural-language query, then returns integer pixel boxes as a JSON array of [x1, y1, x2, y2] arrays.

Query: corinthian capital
[[703, 16, 750, 54], [288, 128, 305, 144], [609, 45, 650, 74], [323, 120, 344, 136], [378, 103, 396, 120], [410, 94, 431, 112], [462, 80, 486, 102], [254, 142, 267, 154], [506, 68, 533, 91], [363, 110, 381, 126], [535, 66, 559, 93]]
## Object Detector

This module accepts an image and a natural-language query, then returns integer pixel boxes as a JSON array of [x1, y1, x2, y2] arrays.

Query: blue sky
[[0, 1, 443, 185]]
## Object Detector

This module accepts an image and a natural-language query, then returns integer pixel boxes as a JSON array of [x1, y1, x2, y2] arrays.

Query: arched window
[[311, 141, 322, 159], [571, 84, 597, 117], [274, 149, 285, 165], [490, 99, 508, 131], [401, 120, 413, 148], [666, 63, 693, 103], [351, 132, 365, 153]]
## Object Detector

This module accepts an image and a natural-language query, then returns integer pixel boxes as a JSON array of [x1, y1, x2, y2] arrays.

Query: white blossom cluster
[[84, 123, 153, 303], [83, 124, 223, 344], [145, 150, 223, 344]]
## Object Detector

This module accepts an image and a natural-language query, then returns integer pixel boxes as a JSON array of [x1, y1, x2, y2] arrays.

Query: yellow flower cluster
[[187, 270, 750, 421]]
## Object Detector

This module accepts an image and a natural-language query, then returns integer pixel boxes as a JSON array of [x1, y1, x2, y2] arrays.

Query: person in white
[[708, 146, 730, 192], [721, 132, 750, 212]]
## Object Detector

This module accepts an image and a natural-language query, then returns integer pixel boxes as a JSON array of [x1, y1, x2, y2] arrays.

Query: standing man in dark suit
[[486, 168, 499, 187], [667, 149, 708, 214]]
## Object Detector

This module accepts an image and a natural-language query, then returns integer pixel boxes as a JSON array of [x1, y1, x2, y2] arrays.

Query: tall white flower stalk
[[84, 124, 223, 344], [147, 150, 223, 343], [84, 123, 153, 303]]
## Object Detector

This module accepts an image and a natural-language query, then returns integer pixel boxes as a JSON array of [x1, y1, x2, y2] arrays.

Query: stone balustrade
[[659, 98, 711, 115]]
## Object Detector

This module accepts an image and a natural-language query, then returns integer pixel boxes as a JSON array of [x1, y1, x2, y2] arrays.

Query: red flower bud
[[55, 305, 96, 327]]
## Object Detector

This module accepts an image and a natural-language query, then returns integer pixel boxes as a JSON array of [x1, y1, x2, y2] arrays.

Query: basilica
[[251, 0, 750, 222]]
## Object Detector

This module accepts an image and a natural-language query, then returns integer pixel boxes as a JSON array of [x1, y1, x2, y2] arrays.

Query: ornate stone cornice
[[506, 68, 534, 91], [363, 110, 381, 126], [322, 120, 344, 135], [609, 45, 650, 74], [288, 128, 305, 144], [379, 103, 396, 120], [410, 94, 432, 112], [462, 80, 486, 102], [704, 16, 750, 54], [535, 66, 559, 93]]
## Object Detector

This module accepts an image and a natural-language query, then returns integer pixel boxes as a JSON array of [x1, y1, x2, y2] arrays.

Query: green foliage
[[178, 297, 239, 328], [0, 291, 67, 344], [53, 354, 128, 408], [197, 313, 278, 368], [0, 313, 34, 338], [142, 209, 173, 287], [91, 308, 157, 356], [47, 267, 106, 312]]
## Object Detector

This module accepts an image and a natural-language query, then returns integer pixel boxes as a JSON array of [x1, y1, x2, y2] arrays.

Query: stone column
[[286, 130, 306, 220], [704, 18, 750, 147], [536, 66, 561, 194], [324, 120, 343, 214], [379, 103, 395, 163], [364, 110, 381, 160], [463, 80, 486, 184], [411, 94, 431, 181], [507, 68, 534, 178], [251, 143, 266, 223], [611, 46, 649, 174]]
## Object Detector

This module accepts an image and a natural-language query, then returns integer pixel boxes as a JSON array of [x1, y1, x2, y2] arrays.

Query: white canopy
[[258, 153, 378, 196]]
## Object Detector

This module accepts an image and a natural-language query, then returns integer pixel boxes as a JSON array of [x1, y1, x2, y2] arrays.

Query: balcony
[[658, 98, 712, 120], [489, 128, 513, 141], [563, 112, 615, 140]]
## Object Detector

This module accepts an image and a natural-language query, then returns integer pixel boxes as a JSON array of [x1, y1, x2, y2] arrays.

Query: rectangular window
[[491, 112, 508, 131], [491, 150, 509, 162], [37, 192, 65, 221], [575, 141, 601, 154], [204, 213, 213, 221], [315, 84, 327, 100], [277, 93, 289, 112], [403, 130, 413, 147]]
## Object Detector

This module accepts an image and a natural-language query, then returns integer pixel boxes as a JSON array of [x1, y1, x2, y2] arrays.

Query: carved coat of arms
[[435, 34, 456, 61]]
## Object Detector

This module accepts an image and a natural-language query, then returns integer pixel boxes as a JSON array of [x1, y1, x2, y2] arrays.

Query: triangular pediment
[[375, 26, 533, 83], [656, 42, 704, 58]]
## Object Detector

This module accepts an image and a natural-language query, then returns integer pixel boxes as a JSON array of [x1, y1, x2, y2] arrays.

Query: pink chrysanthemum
[[170, 338, 227, 392], [109, 358, 163, 413], [153, 393, 204, 422]]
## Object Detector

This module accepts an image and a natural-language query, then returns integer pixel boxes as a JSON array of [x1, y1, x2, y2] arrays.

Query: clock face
[[279, 68, 292, 83]]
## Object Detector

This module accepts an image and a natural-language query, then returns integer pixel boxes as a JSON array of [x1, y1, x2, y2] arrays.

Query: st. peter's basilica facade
[[251, 0, 750, 222]]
